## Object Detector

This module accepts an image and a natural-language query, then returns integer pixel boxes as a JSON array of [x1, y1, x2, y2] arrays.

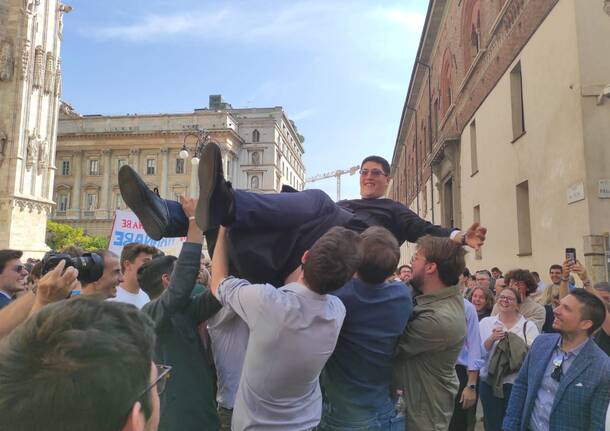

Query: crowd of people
[[0, 147, 608, 431]]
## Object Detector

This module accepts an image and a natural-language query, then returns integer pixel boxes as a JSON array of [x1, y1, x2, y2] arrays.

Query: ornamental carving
[[44, 52, 55, 93], [26, 131, 40, 169], [38, 138, 49, 168], [20, 40, 30, 80], [54, 59, 61, 95], [0, 39, 14, 81], [57, 3, 73, 40], [33, 46, 44, 88]]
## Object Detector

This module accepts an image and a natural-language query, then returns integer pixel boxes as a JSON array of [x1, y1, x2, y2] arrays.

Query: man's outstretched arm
[[210, 226, 230, 299]]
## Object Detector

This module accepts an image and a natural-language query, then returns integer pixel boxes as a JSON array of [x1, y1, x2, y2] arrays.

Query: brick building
[[389, 0, 610, 283]]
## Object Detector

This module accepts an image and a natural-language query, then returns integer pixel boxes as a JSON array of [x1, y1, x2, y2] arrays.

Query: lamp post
[[179, 127, 212, 165]]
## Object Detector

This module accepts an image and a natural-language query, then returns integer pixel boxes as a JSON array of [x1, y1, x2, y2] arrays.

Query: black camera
[[41, 252, 105, 284]]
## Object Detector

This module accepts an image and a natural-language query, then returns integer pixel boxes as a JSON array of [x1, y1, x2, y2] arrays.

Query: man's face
[[509, 279, 527, 300], [359, 161, 390, 199], [494, 277, 506, 295], [552, 295, 591, 335], [399, 266, 412, 282], [124, 253, 153, 281], [87, 255, 123, 299], [491, 270, 501, 279], [549, 268, 562, 285], [409, 249, 433, 293], [595, 289, 610, 305], [475, 273, 490, 289], [0, 259, 28, 294]]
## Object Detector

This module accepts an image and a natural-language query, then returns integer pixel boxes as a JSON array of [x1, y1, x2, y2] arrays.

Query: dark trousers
[[479, 380, 513, 431], [449, 365, 477, 431]]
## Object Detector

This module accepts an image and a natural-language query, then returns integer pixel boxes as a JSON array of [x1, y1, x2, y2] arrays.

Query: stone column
[[68, 150, 82, 219], [189, 159, 198, 197], [583, 235, 609, 284], [97, 149, 112, 219], [160, 147, 169, 198], [129, 148, 141, 173]]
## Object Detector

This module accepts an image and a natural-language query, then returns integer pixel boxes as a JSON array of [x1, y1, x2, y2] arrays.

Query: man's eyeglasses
[[11, 265, 24, 273], [139, 364, 172, 398], [551, 353, 565, 382], [359, 169, 387, 178]]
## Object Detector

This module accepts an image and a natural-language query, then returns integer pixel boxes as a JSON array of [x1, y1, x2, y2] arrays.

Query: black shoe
[[118, 165, 188, 240], [196, 142, 235, 232]]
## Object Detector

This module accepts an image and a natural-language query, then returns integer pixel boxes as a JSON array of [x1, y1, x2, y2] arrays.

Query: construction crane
[[306, 166, 359, 201]]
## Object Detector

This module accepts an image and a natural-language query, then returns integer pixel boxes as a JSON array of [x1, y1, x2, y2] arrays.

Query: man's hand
[[460, 386, 476, 409], [561, 259, 573, 278], [35, 260, 78, 306], [456, 222, 487, 250], [180, 196, 197, 219], [571, 260, 588, 282]]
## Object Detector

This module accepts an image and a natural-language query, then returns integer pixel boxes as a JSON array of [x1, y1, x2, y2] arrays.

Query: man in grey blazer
[[503, 289, 610, 431]]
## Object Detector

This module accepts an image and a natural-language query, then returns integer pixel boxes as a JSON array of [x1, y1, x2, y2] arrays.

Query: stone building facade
[[52, 95, 305, 237], [0, 0, 71, 257], [389, 0, 610, 283]]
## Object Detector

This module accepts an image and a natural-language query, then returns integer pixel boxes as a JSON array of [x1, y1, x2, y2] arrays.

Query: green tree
[[46, 221, 109, 251]]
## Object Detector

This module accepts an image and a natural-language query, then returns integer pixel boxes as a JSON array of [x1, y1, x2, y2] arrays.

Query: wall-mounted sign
[[599, 179, 610, 198], [567, 182, 585, 204]]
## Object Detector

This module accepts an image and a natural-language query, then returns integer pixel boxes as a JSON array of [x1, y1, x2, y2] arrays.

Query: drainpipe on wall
[[417, 60, 434, 223]]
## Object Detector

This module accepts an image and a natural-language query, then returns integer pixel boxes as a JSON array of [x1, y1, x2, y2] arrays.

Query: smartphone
[[565, 248, 576, 263]]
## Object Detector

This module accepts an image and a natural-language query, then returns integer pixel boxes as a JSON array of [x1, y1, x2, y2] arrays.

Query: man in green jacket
[[140, 197, 222, 431], [395, 235, 467, 431]]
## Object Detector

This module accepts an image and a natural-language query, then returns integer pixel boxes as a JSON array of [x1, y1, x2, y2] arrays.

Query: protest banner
[[108, 209, 187, 257]]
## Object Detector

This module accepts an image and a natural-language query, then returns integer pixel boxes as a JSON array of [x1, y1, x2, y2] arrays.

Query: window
[[175, 158, 184, 174], [58, 193, 69, 212], [61, 160, 70, 176], [88, 159, 99, 176], [516, 180, 532, 255], [473, 205, 481, 259], [250, 176, 260, 189], [470, 120, 478, 175], [86, 193, 98, 211], [117, 159, 128, 171], [252, 129, 260, 143], [510, 62, 525, 139], [146, 159, 156, 175]]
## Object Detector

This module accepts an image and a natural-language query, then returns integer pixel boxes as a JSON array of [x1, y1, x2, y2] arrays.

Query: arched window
[[440, 49, 455, 115], [252, 129, 260, 143], [461, 0, 482, 66], [250, 176, 259, 189]]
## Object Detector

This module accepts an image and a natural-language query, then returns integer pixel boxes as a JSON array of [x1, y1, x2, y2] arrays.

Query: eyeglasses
[[11, 265, 24, 273], [551, 353, 565, 382], [139, 364, 172, 398], [359, 169, 387, 177], [497, 296, 516, 303]]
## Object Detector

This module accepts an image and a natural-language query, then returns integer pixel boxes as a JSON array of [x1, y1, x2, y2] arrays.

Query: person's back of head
[[137, 255, 177, 299], [415, 235, 466, 288], [303, 227, 362, 295], [357, 226, 400, 284], [0, 297, 158, 431]]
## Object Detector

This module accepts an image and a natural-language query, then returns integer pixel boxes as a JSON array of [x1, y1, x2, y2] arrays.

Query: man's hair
[[505, 269, 537, 295], [120, 243, 159, 272], [549, 264, 562, 272], [358, 227, 400, 284], [491, 267, 501, 274], [138, 255, 177, 297], [360, 155, 390, 176], [0, 249, 23, 273], [59, 245, 84, 257], [476, 269, 492, 280], [0, 297, 156, 431], [416, 235, 466, 287], [594, 281, 610, 294], [303, 227, 363, 295], [569, 289, 607, 335], [81, 249, 118, 288], [397, 264, 412, 275]]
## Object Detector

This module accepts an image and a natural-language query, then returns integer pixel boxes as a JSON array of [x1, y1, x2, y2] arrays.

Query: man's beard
[[409, 273, 424, 296]]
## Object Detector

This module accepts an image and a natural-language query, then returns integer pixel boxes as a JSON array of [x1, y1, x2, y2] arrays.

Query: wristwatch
[[467, 384, 476, 390], [561, 276, 569, 282]]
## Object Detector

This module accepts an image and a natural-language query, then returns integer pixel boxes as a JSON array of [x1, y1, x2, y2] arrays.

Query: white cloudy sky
[[61, 0, 426, 199]]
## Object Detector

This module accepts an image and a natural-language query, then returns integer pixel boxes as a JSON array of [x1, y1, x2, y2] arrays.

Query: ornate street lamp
[[179, 127, 212, 165]]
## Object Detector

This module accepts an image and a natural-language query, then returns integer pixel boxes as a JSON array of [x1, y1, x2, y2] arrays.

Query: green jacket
[[487, 331, 528, 398], [394, 285, 466, 431], [142, 242, 222, 431]]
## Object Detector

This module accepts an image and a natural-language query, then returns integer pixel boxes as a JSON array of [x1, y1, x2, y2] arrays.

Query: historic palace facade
[[52, 95, 306, 237], [389, 0, 610, 282]]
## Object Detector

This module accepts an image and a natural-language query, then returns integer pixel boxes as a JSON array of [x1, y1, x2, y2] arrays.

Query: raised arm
[[210, 225, 230, 299]]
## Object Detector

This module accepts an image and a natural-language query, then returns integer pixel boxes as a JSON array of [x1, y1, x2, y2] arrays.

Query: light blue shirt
[[217, 277, 346, 430], [457, 299, 483, 370], [529, 337, 589, 431]]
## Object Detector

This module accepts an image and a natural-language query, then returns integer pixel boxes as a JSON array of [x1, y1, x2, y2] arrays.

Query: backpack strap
[[523, 320, 528, 346]]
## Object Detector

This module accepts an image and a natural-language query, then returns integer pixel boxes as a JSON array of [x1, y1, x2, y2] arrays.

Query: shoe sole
[[118, 165, 164, 240], [196, 143, 221, 232]]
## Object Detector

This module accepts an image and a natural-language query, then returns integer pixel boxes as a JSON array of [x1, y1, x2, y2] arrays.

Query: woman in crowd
[[478, 287, 539, 431], [468, 286, 494, 321]]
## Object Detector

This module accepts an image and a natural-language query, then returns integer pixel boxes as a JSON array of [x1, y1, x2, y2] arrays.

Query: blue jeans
[[479, 380, 513, 431], [317, 402, 405, 431]]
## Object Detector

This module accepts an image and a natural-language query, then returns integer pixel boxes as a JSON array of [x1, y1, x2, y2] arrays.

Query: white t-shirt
[[479, 314, 539, 384], [108, 286, 150, 309]]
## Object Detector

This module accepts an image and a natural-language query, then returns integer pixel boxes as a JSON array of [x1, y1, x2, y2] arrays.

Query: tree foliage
[[46, 221, 109, 252]]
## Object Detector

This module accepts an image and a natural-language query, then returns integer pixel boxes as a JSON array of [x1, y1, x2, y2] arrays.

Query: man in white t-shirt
[[109, 243, 158, 309]]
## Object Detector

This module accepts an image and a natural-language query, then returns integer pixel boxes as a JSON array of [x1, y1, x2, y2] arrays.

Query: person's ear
[[579, 319, 593, 334], [161, 273, 171, 286], [301, 250, 310, 265], [121, 401, 146, 431]]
